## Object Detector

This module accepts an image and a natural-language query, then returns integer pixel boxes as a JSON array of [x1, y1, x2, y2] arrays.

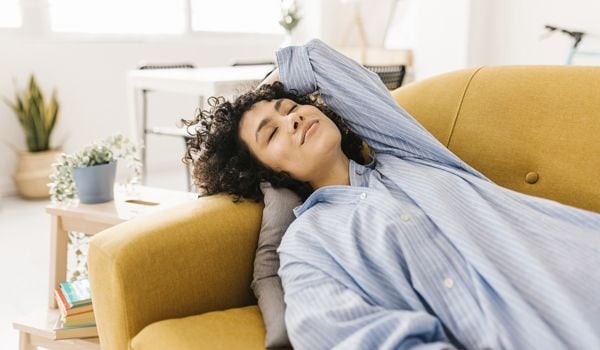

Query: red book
[[54, 287, 93, 317]]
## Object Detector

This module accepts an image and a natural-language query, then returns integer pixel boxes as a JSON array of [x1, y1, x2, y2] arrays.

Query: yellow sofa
[[88, 66, 600, 350]]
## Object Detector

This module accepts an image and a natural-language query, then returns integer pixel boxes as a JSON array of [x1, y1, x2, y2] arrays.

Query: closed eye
[[289, 104, 297, 113], [268, 127, 278, 142]]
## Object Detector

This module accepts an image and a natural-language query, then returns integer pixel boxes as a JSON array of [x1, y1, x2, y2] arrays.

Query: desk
[[126, 64, 275, 143]]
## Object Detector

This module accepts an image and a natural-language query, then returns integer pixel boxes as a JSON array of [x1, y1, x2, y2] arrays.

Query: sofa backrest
[[392, 66, 600, 213]]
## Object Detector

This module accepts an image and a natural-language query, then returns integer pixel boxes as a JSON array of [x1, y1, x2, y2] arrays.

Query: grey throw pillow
[[251, 182, 301, 350]]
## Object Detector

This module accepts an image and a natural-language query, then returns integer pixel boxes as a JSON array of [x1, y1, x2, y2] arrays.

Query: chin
[[308, 127, 341, 155]]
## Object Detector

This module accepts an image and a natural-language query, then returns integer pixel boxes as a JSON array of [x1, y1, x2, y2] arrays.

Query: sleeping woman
[[183, 39, 600, 349]]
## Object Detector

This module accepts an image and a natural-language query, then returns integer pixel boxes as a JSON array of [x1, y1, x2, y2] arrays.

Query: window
[[191, 0, 282, 34], [0, 0, 22, 28], [48, 0, 186, 34]]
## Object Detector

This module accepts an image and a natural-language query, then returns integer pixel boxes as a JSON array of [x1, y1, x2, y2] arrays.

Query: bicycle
[[542, 24, 600, 65]]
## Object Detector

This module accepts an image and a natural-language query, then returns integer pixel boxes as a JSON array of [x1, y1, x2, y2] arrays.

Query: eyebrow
[[275, 99, 284, 113], [255, 99, 285, 143]]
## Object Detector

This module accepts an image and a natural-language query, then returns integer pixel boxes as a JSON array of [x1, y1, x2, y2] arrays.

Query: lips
[[301, 120, 319, 145]]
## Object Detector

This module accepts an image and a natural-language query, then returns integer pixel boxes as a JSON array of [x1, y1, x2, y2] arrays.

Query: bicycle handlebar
[[544, 24, 585, 48]]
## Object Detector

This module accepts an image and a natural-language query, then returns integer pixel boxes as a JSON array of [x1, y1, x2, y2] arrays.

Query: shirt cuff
[[276, 42, 318, 96]]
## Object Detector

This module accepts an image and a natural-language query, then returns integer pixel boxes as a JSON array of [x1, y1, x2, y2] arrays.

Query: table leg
[[19, 331, 36, 350], [49, 215, 68, 309]]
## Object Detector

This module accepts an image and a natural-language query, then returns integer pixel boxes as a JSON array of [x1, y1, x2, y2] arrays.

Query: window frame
[[1, 0, 285, 43]]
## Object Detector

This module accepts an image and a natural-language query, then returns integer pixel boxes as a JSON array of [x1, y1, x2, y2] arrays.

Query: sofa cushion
[[131, 305, 266, 350], [251, 182, 301, 349]]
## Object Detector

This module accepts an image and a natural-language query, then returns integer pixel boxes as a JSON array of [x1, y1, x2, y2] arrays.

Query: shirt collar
[[293, 156, 377, 217]]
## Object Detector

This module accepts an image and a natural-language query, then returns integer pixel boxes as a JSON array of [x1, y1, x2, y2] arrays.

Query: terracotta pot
[[13, 149, 61, 199]]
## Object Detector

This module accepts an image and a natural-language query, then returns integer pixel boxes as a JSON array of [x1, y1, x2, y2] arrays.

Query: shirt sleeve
[[276, 38, 487, 179], [278, 258, 456, 350]]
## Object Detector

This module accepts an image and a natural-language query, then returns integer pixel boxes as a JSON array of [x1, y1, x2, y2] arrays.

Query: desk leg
[[49, 215, 68, 309], [127, 81, 145, 184], [127, 79, 141, 147]]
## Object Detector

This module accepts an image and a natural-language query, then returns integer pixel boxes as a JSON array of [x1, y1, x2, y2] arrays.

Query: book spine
[[60, 280, 92, 308], [54, 288, 69, 316], [60, 282, 76, 308], [54, 316, 98, 340], [63, 319, 96, 327]]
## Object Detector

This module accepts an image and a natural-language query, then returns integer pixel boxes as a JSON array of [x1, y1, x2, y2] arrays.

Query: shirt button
[[355, 170, 363, 175], [400, 214, 410, 222], [360, 192, 367, 199], [443, 277, 454, 289]]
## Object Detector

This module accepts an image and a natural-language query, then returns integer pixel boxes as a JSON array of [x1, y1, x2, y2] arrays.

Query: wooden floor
[[0, 169, 187, 349]]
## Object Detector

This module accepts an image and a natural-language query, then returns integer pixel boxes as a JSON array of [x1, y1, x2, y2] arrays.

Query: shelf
[[13, 308, 100, 350]]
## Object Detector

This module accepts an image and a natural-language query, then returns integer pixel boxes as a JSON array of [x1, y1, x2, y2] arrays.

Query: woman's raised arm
[[276, 39, 486, 179]]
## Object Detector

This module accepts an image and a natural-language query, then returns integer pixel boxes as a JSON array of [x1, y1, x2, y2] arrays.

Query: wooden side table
[[13, 309, 100, 350], [12, 185, 196, 350], [46, 185, 197, 309]]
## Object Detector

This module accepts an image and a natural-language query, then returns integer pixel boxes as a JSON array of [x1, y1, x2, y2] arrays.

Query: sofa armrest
[[88, 194, 263, 350]]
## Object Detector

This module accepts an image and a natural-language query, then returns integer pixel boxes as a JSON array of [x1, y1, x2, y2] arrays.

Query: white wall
[[385, 0, 600, 77], [325, 0, 480, 81], [319, 0, 395, 47], [412, 0, 472, 80], [484, 0, 600, 65]]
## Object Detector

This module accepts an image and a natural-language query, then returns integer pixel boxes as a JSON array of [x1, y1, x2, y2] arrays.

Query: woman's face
[[239, 98, 343, 182]]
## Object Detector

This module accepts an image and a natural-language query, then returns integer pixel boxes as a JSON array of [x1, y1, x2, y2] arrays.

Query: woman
[[184, 39, 600, 349]]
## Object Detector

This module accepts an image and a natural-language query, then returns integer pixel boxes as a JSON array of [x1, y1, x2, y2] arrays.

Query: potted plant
[[279, 0, 301, 47], [48, 134, 142, 204], [3, 75, 60, 198]]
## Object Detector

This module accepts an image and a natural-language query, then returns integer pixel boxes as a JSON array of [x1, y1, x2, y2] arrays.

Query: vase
[[73, 161, 117, 204], [13, 149, 62, 199]]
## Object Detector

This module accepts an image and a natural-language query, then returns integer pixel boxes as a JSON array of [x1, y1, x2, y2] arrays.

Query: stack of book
[[53, 278, 98, 339]]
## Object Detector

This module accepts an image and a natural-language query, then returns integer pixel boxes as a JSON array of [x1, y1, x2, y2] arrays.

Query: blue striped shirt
[[275, 39, 600, 350]]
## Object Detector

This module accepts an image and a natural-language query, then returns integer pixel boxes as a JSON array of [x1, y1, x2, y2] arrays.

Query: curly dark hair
[[182, 82, 366, 202]]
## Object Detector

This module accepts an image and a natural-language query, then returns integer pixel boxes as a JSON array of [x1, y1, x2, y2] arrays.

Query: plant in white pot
[[3, 75, 60, 198], [48, 134, 142, 204]]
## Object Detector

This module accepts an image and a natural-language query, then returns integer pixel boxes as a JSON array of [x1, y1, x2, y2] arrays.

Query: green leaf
[[15, 94, 25, 116], [4, 75, 60, 152], [29, 93, 43, 151], [45, 92, 59, 148]]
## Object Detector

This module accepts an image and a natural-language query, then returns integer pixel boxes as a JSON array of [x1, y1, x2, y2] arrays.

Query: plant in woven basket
[[3, 75, 62, 198]]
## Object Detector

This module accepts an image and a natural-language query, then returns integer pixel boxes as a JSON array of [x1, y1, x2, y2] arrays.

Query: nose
[[285, 112, 304, 133]]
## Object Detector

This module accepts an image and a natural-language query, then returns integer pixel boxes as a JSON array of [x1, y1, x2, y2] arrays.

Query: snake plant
[[4, 75, 59, 152]]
